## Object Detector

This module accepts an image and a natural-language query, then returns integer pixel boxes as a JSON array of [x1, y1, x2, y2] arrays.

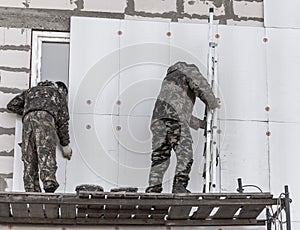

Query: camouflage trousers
[[22, 111, 59, 192], [148, 119, 193, 190]]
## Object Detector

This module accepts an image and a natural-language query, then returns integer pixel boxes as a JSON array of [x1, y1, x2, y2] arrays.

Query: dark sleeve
[[56, 95, 70, 146], [177, 63, 218, 110], [7, 91, 26, 115], [189, 115, 206, 130]]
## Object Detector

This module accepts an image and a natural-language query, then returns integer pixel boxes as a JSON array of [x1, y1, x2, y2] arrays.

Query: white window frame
[[31, 31, 70, 86]]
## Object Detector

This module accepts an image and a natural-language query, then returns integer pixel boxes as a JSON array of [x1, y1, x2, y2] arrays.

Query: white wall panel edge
[[264, 0, 300, 29], [266, 27, 300, 123]]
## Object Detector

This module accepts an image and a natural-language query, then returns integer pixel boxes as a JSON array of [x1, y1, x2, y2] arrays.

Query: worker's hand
[[211, 98, 221, 110], [215, 98, 221, 109], [189, 116, 206, 130], [198, 119, 206, 130], [61, 145, 72, 160]]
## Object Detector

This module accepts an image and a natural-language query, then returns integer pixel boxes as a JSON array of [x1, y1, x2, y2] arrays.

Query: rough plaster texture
[[0, 28, 31, 45], [83, 0, 127, 13], [0, 50, 30, 68], [26, 0, 77, 10], [0, 0, 24, 8], [125, 15, 172, 22], [0, 92, 21, 108], [0, 72, 29, 89], [0, 135, 15, 155], [183, 0, 226, 17], [226, 18, 263, 26], [0, 0, 263, 29], [233, 0, 263, 18], [134, 0, 177, 13], [0, 156, 14, 173], [0, 113, 18, 128]]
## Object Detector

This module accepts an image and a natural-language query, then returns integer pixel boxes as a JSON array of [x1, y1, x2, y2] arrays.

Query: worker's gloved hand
[[209, 98, 221, 110], [214, 98, 221, 109], [61, 145, 72, 160], [189, 116, 206, 130], [198, 119, 206, 130]]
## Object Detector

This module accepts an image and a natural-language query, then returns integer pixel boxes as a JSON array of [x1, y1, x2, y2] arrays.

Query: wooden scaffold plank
[[60, 195, 77, 219], [168, 194, 200, 220], [0, 194, 10, 217], [118, 192, 139, 219], [237, 204, 266, 219], [10, 194, 29, 218], [103, 193, 121, 219], [191, 194, 221, 220], [77, 192, 105, 218], [136, 193, 171, 220], [0, 191, 285, 227]]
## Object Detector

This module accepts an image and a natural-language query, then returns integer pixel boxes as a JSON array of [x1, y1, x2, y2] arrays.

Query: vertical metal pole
[[237, 178, 244, 193], [205, 7, 215, 193], [284, 185, 291, 230], [266, 207, 272, 230], [210, 25, 218, 192]]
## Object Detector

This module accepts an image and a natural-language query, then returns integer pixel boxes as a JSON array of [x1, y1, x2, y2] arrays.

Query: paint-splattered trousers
[[22, 111, 59, 192], [147, 118, 194, 191]]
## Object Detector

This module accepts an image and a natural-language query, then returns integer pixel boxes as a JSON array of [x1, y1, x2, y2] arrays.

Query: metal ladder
[[203, 7, 219, 193]]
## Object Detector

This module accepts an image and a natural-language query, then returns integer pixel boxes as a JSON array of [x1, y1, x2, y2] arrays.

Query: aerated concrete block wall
[[0, 0, 264, 191]]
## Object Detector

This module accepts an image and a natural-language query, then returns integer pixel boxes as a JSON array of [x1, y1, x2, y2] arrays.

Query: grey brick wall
[[0, 28, 30, 191], [0, 0, 263, 28]]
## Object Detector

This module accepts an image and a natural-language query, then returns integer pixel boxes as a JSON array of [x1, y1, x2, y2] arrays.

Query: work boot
[[145, 184, 162, 193], [44, 182, 59, 193], [110, 187, 138, 192], [44, 186, 57, 193], [172, 185, 191, 193], [75, 184, 104, 192]]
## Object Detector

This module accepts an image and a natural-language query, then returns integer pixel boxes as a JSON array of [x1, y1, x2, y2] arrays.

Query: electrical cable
[[241, 184, 263, 193], [269, 193, 286, 230]]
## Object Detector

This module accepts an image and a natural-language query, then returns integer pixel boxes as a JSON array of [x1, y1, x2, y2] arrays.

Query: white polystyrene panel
[[266, 28, 300, 123], [218, 25, 267, 121], [118, 43, 170, 116], [269, 122, 300, 221], [116, 115, 206, 192], [117, 115, 177, 192], [120, 20, 170, 46], [117, 116, 152, 158], [118, 64, 165, 116], [265, 0, 300, 28], [118, 20, 170, 117], [170, 22, 211, 121], [69, 17, 120, 114], [12, 119, 68, 192], [219, 120, 270, 192], [66, 114, 119, 192], [170, 22, 209, 76]]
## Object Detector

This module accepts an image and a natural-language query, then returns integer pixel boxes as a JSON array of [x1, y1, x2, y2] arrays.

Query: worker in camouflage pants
[[7, 81, 72, 193], [146, 62, 220, 193]]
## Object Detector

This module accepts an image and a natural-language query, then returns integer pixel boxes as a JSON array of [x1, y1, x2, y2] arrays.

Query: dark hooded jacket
[[152, 61, 218, 125], [7, 81, 70, 146]]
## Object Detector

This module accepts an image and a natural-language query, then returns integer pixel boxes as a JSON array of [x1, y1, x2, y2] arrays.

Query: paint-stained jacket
[[7, 81, 70, 146], [152, 61, 218, 124]]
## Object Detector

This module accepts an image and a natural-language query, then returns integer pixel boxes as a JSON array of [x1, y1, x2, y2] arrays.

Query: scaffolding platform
[[0, 191, 289, 227]]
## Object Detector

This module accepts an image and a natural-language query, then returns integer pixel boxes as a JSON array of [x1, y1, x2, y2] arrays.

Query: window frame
[[31, 31, 70, 86]]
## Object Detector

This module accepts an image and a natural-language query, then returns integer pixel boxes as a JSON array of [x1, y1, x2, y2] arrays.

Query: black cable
[[242, 184, 263, 193]]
